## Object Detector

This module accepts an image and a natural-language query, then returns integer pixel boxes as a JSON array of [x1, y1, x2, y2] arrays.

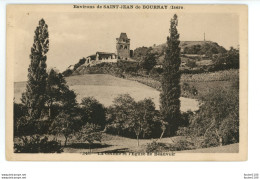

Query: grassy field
[[14, 70, 239, 153], [50, 133, 238, 153], [14, 74, 199, 112]]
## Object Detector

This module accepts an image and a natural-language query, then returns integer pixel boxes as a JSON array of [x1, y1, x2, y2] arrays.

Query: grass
[[34, 133, 238, 153], [14, 74, 199, 112], [13, 70, 239, 153]]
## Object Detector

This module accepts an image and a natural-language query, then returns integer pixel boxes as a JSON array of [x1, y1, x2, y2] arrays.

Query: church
[[84, 33, 133, 66]]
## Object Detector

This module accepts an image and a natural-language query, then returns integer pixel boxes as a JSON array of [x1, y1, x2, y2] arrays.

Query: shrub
[[170, 139, 195, 151], [75, 123, 102, 144], [220, 116, 239, 145], [200, 129, 220, 148], [14, 135, 63, 153], [81, 97, 106, 129], [146, 141, 167, 153], [181, 83, 198, 98], [187, 84, 239, 146]]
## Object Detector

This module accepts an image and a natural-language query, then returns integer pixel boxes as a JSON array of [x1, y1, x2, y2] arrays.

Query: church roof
[[119, 33, 128, 39]]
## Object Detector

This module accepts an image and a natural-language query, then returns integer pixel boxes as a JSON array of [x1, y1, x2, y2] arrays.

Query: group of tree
[[14, 19, 103, 152], [14, 15, 239, 153], [183, 42, 227, 57], [212, 47, 239, 70], [105, 94, 162, 146]]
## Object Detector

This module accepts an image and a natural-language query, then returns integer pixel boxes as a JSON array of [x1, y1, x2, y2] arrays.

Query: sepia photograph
[[6, 4, 248, 161]]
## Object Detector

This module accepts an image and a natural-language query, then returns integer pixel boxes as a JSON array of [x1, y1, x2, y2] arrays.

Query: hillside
[[14, 74, 199, 112], [63, 41, 226, 76], [134, 41, 226, 62]]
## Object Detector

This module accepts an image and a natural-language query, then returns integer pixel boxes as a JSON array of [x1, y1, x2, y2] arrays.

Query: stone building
[[116, 33, 130, 60], [85, 52, 117, 66]]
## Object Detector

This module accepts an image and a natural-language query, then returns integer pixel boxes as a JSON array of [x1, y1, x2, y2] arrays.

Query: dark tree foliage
[[80, 97, 106, 129], [21, 19, 49, 120], [14, 135, 63, 153], [49, 111, 81, 146], [140, 52, 157, 73], [160, 14, 181, 136], [75, 123, 102, 144], [45, 69, 77, 118], [212, 47, 239, 70], [74, 58, 87, 71]]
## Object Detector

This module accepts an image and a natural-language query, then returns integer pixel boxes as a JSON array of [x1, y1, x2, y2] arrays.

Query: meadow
[[14, 74, 199, 112], [14, 70, 239, 153]]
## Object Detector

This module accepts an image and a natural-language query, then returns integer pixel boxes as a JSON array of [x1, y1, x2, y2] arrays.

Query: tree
[[107, 94, 159, 146], [160, 14, 181, 136], [127, 98, 157, 146], [106, 94, 136, 135], [45, 69, 77, 118], [49, 112, 80, 146], [140, 52, 157, 72], [21, 19, 49, 120], [76, 123, 102, 144], [81, 97, 106, 129], [212, 47, 239, 70]]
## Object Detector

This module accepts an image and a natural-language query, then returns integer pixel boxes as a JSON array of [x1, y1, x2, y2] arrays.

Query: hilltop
[[63, 40, 227, 77]]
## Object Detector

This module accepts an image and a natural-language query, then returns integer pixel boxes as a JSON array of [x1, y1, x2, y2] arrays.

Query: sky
[[12, 11, 239, 82]]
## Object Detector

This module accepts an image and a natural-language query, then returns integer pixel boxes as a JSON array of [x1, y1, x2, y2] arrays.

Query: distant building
[[70, 32, 132, 69], [85, 52, 117, 66], [116, 33, 131, 60]]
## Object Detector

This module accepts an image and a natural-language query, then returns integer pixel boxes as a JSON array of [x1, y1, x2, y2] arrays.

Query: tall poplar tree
[[160, 14, 181, 136], [21, 19, 49, 120]]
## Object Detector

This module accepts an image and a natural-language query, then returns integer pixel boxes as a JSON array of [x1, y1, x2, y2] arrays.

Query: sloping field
[[14, 74, 199, 112], [62, 133, 238, 153]]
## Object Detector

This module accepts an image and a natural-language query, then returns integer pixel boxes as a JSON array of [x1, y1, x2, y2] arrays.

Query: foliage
[[170, 139, 195, 151], [49, 111, 81, 146], [160, 14, 182, 136], [81, 97, 106, 129], [106, 94, 136, 136], [181, 83, 198, 98], [212, 47, 239, 70], [146, 139, 195, 153], [186, 59, 197, 69], [133, 46, 152, 60], [21, 19, 49, 120], [106, 94, 160, 144], [75, 123, 102, 144], [62, 69, 73, 77], [127, 98, 158, 145], [219, 114, 239, 145], [146, 141, 167, 153], [14, 135, 63, 153], [45, 69, 77, 118], [186, 82, 239, 146], [74, 57, 86, 71], [140, 52, 157, 72], [183, 42, 226, 56]]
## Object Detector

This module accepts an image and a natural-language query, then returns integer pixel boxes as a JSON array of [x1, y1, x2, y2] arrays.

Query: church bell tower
[[116, 33, 130, 60]]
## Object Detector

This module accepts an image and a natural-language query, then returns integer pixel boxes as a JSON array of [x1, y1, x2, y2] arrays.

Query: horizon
[[13, 12, 239, 82]]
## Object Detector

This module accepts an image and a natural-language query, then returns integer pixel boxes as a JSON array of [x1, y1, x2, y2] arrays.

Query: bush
[[146, 141, 167, 153], [14, 135, 63, 153], [201, 129, 220, 148], [181, 83, 198, 98], [220, 116, 239, 145], [75, 123, 102, 144], [81, 97, 106, 129], [187, 83, 239, 146], [170, 139, 195, 151], [14, 116, 51, 137]]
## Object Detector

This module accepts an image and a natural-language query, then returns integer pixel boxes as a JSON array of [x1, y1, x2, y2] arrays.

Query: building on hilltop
[[116, 33, 131, 60], [68, 32, 133, 69], [85, 52, 117, 66]]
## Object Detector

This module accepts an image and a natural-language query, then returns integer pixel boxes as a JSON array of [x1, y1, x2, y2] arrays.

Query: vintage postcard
[[6, 4, 247, 161]]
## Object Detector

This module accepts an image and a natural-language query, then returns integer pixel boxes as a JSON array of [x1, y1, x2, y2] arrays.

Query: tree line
[[14, 15, 238, 153]]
